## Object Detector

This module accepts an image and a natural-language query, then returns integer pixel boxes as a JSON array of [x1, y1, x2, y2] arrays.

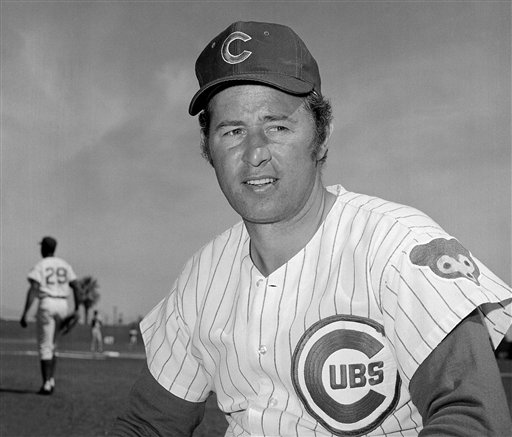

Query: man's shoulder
[[330, 185, 444, 234], [191, 221, 247, 263], [174, 221, 247, 293], [42, 256, 73, 268], [29, 257, 51, 273], [30, 258, 45, 270]]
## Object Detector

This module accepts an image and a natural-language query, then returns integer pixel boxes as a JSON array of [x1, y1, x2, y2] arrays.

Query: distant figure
[[128, 326, 138, 347], [20, 236, 81, 395], [90, 310, 103, 353]]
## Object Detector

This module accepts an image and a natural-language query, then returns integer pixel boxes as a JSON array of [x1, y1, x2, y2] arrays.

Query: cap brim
[[188, 73, 315, 115]]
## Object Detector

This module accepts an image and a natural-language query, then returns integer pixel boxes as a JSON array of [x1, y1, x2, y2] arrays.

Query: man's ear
[[200, 130, 208, 155], [200, 131, 215, 167], [316, 121, 333, 162]]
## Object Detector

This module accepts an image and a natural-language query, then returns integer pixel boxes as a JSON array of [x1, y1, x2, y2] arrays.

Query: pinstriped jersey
[[141, 185, 512, 436]]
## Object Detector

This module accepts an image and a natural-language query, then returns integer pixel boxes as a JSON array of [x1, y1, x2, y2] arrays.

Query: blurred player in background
[[90, 310, 104, 353], [129, 324, 139, 348], [113, 21, 512, 436], [20, 236, 82, 395]]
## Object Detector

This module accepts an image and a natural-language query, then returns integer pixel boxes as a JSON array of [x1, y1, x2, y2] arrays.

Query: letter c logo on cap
[[221, 31, 252, 64]]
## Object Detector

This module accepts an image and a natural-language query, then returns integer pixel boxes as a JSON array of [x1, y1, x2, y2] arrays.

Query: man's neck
[[245, 186, 336, 277]]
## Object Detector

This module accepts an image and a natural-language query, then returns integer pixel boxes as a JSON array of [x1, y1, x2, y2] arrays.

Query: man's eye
[[225, 128, 243, 136], [268, 125, 288, 133]]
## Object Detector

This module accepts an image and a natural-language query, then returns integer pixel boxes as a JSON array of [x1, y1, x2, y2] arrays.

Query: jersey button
[[258, 345, 267, 355], [269, 397, 278, 407]]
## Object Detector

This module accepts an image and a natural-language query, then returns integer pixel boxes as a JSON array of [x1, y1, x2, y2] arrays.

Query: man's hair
[[41, 247, 55, 257], [198, 91, 332, 166]]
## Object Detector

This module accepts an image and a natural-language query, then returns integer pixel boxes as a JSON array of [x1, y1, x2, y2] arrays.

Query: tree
[[78, 276, 100, 323]]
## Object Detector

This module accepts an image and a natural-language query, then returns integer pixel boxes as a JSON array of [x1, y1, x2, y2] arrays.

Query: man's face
[[207, 84, 326, 225]]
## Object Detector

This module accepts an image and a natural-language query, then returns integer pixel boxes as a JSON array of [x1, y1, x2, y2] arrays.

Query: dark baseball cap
[[188, 21, 321, 116], [39, 236, 57, 251]]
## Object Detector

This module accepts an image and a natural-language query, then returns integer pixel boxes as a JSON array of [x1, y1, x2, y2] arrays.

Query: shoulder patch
[[409, 238, 480, 285], [292, 315, 401, 436]]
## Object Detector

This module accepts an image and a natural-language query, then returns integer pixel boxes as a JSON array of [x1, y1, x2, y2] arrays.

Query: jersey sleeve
[[140, 265, 212, 403], [65, 262, 77, 282], [380, 232, 512, 387], [27, 262, 43, 284]]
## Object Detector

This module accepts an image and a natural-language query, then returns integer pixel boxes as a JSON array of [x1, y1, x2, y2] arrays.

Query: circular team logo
[[292, 315, 401, 436]]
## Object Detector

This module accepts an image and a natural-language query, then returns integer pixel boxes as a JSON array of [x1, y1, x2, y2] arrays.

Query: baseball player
[[90, 310, 104, 353], [20, 236, 81, 395], [112, 21, 512, 436]]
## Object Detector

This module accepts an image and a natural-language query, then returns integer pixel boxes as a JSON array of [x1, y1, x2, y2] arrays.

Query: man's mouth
[[244, 178, 277, 187]]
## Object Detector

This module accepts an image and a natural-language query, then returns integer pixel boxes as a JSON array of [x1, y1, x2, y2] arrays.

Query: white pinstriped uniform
[[141, 185, 512, 436], [28, 256, 77, 360]]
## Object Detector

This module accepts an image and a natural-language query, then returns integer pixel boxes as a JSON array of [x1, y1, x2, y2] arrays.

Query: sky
[[1, 0, 510, 324]]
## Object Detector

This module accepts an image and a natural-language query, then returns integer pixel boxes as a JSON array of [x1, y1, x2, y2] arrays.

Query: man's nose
[[242, 130, 271, 167]]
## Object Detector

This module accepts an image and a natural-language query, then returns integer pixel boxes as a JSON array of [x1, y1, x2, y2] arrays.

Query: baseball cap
[[39, 236, 57, 251], [189, 21, 321, 116]]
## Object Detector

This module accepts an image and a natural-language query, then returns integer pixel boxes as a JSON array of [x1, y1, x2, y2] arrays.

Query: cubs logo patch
[[292, 315, 401, 436], [409, 238, 480, 285]]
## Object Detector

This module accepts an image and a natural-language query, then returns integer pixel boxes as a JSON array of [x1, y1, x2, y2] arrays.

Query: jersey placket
[[246, 267, 287, 435]]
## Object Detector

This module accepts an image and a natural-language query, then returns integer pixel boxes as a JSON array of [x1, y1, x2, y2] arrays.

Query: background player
[[90, 310, 104, 353], [112, 21, 512, 436], [20, 236, 81, 395]]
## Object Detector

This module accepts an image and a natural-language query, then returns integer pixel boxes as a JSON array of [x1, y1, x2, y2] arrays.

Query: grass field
[[0, 320, 228, 437], [1, 320, 511, 436]]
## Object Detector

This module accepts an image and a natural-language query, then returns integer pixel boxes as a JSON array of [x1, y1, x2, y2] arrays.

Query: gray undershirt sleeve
[[410, 309, 511, 436]]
